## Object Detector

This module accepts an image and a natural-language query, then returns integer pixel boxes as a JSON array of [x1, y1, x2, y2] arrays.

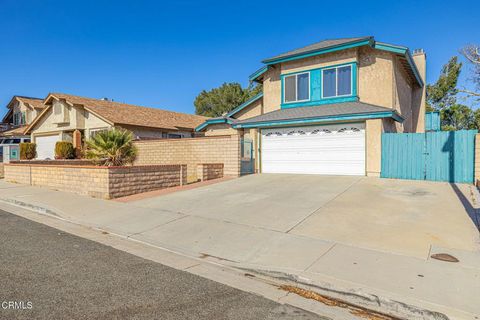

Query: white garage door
[[261, 123, 365, 175], [36, 135, 60, 159]]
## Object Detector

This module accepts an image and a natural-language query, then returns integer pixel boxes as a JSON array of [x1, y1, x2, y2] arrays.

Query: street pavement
[[0, 209, 328, 320]]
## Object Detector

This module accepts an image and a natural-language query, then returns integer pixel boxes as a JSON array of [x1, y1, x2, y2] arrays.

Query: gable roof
[[15, 96, 46, 110], [252, 36, 423, 87], [233, 101, 403, 128], [262, 37, 373, 64], [0, 125, 28, 137], [2, 95, 46, 123], [27, 93, 208, 133]]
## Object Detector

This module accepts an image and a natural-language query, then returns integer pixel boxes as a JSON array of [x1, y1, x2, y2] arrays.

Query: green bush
[[55, 141, 75, 159], [19, 143, 36, 160]]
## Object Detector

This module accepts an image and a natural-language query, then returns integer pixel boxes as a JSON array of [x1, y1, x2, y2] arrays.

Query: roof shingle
[[48, 93, 208, 131], [235, 102, 394, 125], [262, 37, 372, 63]]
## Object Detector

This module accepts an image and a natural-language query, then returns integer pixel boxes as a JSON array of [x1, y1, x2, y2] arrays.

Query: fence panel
[[381, 130, 476, 184], [381, 133, 425, 180]]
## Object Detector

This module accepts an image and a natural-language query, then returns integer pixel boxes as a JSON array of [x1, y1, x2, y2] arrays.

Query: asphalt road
[[0, 209, 329, 320]]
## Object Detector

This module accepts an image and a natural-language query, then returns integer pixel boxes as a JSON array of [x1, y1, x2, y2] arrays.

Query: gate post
[[366, 119, 382, 177], [475, 134, 480, 187]]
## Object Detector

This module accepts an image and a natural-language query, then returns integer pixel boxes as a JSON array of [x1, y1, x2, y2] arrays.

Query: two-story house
[[195, 36, 426, 177], [1, 95, 46, 138]]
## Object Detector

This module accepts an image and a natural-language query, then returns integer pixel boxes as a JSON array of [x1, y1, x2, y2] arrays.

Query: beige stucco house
[[25, 93, 208, 159], [1, 96, 46, 138], [196, 36, 426, 177]]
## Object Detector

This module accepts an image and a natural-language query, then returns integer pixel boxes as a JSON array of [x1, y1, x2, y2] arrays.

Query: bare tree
[[460, 44, 480, 98]]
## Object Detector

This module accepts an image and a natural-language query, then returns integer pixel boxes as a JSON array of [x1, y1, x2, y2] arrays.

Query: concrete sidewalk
[[0, 180, 479, 320]]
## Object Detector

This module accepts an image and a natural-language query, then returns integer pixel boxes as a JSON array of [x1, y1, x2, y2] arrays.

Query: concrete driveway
[[131, 174, 480, 258]]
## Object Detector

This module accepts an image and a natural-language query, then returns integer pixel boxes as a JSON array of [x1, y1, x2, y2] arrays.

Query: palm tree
[[85, 128, 137, 166]]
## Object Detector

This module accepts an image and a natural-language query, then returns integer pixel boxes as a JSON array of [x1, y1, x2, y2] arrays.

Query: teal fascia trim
[[195, 118, 232, 132], [373, 42, 424, 87], [263, 38, 373, 65], [249, 66, 268, 82], [233, 111, 403, 129], [280, 62, 358, 108], [227, 92, 264, 117]]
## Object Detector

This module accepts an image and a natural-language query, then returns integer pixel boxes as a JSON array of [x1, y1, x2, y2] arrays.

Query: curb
[[0, 197, 462, 320], [241, 268, 451, 320]]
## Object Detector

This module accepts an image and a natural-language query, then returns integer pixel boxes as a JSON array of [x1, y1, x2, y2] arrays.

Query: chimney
[[412, 49, 427, 133]]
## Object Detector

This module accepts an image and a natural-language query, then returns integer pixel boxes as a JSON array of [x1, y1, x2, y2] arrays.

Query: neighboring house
[[196, 36, 426, 177], [25, 93, 208, 159], [0, 95, 46, 138]]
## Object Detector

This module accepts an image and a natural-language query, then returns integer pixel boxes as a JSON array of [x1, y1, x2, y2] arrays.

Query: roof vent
[[101, 97, 109, 101], [413, 48, 425, 55]]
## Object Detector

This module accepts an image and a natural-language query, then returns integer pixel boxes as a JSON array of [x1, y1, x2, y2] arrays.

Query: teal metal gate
[[381, 130, 477, 183]]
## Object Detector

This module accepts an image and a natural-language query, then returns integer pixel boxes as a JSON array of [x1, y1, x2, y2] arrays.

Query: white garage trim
[[35, 134, 61, 160], [261, 123, 365, 175]]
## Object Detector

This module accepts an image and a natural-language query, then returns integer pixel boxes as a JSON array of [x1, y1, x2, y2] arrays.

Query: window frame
[[321, 64, 353, 99], [283, 71, 311, 104], [89, 127, 109, 138]]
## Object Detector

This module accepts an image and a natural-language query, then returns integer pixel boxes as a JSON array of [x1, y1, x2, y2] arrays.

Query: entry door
[[36, 135, 60, 159], [261, 123, 365, 175]]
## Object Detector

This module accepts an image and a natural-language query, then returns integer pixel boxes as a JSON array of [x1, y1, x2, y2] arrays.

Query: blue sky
[[0, 0, 478, 116]]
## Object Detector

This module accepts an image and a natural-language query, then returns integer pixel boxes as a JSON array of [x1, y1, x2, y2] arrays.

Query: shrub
[[85, 128, 137, 166], [55, 141, 75, 159], [20, 142, 36, 160]]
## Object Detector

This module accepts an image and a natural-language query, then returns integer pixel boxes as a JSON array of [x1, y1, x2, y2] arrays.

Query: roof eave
[[248, 66, 268, 82], [226, 93, 264, 118], [373, 42, 424, 87], [233, 111, 403, 129], [195, 118, 233, 132]]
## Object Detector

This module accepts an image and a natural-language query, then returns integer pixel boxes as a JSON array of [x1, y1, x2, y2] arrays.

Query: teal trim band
[[374, 42, 407, 54], [281, 62, 358, 108], [227, 93, 263, 117], [373, 42, 424, 87], [249, 66, 268, 82], [233, 111, 403, 129], [263, 38, 373, 65], [195, 118, 233, 132], [282, 96, 358, 109]]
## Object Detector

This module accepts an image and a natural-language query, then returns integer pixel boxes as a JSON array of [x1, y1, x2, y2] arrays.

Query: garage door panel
[[261, 124, 365, 176], [36, 135, 60, 160]]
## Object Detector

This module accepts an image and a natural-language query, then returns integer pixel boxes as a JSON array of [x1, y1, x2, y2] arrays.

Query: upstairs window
[[322, 65, 352, 98], [284, 72, 310, 103]]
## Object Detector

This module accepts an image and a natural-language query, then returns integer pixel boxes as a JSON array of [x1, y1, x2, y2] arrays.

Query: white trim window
[[89, 127, 109, 138], [322, 65, 353, 98], [284, 72, 310, 103]]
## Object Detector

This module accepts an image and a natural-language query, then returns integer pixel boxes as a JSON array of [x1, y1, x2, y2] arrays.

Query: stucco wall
[[366, 119, 382, 177], [204, 123, 239, 137], [10, 100, 39, 125], [133, 135, 241, 183], [31, 102, 112, 137], [357, 47, 394, 110], [412, 52, 427, 133], [234, 98, 263, 120], [262, 67, 282, 114]]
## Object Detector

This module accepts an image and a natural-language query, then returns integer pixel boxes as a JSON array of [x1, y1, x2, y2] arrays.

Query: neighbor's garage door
[[261, 123, 365, 175], [36, 134, 60, 159]]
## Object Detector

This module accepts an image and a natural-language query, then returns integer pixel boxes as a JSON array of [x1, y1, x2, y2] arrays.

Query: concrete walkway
[[0, 179, 479, 319]]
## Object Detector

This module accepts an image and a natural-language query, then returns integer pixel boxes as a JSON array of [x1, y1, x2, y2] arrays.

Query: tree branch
[[459, 89, 480, 97]]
